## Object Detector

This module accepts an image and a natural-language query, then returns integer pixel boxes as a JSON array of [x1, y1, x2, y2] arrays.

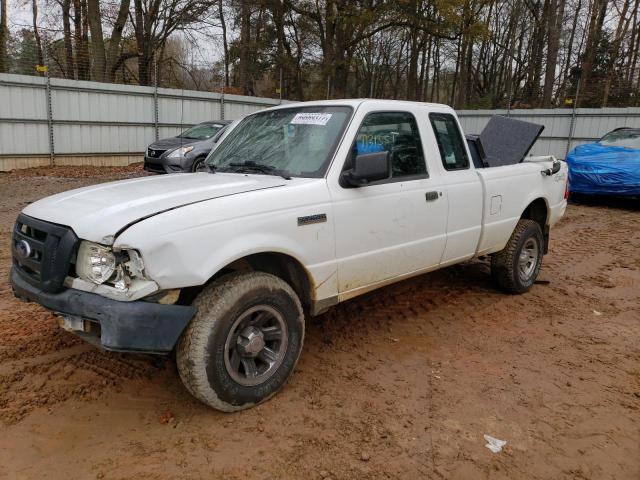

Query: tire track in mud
[[0, 318, 158, 425], [291, 201, 640, 480], [0, 169, 155, 425], [0, 172, 639, 479]]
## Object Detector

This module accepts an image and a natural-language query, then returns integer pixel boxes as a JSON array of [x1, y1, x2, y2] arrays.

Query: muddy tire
[[491, 219, 544, 294], [176, 272, 305, 412]]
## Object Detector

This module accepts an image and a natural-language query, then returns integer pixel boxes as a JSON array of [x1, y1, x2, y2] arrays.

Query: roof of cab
[[264, 98, 454, 112]]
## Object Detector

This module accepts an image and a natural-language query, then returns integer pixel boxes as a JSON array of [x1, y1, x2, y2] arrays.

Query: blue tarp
[[566, 143, 640, 196]]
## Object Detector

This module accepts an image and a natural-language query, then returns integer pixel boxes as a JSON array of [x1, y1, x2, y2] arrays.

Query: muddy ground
[[0, 166, 638, 480]]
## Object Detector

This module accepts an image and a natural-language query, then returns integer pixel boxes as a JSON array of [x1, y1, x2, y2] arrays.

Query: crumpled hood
[[23, 173, 287, 244]]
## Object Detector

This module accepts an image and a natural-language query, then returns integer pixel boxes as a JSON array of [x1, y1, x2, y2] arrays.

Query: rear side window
[[354, 111, 427, 179], [429, 113, 469, 170]]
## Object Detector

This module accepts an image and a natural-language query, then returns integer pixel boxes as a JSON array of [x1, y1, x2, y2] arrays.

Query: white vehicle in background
[[11, 99, 568, 411]]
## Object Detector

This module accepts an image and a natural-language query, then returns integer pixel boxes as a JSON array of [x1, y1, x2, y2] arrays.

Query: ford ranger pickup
[[10, 99, 568, 411]]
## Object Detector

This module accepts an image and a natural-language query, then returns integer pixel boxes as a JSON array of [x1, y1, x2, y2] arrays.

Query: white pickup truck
[[11, 99, 568, 411]]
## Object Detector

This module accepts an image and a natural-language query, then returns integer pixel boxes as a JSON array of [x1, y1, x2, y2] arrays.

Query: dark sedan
[[144, 121, 232, 173]]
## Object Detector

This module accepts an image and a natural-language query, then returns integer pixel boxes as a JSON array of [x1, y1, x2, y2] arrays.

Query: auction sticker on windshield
[[290, 113, 332, 125]]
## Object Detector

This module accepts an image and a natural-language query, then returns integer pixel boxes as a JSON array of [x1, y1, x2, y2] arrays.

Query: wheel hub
[[237, 326, 266, 357], [224, 305, 289, 387], [518, 237, 539, 281]]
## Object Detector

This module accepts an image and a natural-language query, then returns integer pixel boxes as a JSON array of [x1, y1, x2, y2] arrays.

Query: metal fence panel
[[0, 73, 284, 167], [457, 107, 640, 159], [4, 71, 640, 170], [0, 74, 48, 120]]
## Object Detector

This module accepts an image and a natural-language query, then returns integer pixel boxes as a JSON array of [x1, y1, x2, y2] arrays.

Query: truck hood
[[23, 173, 287, 244]]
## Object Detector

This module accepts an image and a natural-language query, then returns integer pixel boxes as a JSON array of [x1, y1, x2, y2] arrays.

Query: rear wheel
[[176, 272, 304, 411], [491, 219, 544, 294]]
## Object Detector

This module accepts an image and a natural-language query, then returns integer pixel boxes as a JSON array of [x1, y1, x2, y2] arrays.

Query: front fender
[[114, 180, 338, 301]]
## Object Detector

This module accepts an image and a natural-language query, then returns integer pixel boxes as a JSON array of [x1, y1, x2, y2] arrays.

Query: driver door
[[328, 109, 448, 295]]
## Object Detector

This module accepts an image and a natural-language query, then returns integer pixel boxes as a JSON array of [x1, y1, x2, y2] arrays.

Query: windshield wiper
[[229, 161, 292, 180]]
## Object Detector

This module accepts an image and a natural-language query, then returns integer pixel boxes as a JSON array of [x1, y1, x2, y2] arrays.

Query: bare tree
[[130, 0, 212, 86]]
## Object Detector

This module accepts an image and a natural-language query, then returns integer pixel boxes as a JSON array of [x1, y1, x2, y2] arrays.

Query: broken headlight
[[76, 241, 145, 288]]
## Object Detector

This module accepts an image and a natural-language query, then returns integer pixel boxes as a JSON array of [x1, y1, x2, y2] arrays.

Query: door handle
[[425, 191, 440, 202]]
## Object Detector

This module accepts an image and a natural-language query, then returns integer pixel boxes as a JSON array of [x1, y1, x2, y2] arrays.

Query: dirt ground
[[0, 166, 638, 480]]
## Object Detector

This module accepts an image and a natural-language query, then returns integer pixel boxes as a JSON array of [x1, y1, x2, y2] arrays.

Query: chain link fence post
[[42, 42, 55, 166], [565, 74, 581, 159], [153, 56, 159, 141], [220, 75, 225, 121]]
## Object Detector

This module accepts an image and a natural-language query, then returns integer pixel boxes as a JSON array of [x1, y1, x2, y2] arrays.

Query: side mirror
[[342, 151, 391, 187]]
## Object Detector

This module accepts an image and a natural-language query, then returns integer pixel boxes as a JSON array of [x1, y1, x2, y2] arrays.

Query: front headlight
[[167, 146, 194, 158], [76, 241, 116, 284], [76, 241, 146, 289]]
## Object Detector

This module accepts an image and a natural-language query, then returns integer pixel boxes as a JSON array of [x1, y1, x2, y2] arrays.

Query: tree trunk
[[72, 0, 89, 80], [32, 0, 44, 67], [542, 0, 565, 107], [238, 0, 252, 94], [431, 38, 440, 102], [525, 0, 550, 105], [454, 34, 467, 107], [270, 0, 288, 97], [106, 0, 130, 81], [602, 0, 634, 106], [580, 0, 608, 93], [61, 0, 74, 78], [133, 0, 152, 86], [333, 49, 350, 98], [218, 0, 229, 88], [406, 0, 421, 100], [323, 0, 337, 98], [0, 0, 7, 73], [557, 0, 581, 102], [87, 0, 106, 82], [421, 35, 433, 102]]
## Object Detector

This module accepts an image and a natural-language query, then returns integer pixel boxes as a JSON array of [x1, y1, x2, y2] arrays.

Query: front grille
[[12, 214, 79, 293], [147, 148, 167, 158]]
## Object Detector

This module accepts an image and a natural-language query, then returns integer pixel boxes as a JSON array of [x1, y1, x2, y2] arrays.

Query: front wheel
[[191, 157, 209, 172], [491, 219, 544, 294], [176, 272, 305, 412]]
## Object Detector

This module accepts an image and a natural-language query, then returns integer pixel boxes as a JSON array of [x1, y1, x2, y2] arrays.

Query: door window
[[429, 113, 469, 170], [350, 111, 427, 181]]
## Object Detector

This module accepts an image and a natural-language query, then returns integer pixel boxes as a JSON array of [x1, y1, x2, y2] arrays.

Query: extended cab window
[[430, 113, 469, 170], [352, 111, 427, 179]]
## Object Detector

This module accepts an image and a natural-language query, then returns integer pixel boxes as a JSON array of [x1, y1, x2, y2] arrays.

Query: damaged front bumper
[[10, 267, 196, 354]]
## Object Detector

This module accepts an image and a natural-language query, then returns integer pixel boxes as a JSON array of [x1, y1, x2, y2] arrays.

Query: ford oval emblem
[[14, 239, 32, 260]]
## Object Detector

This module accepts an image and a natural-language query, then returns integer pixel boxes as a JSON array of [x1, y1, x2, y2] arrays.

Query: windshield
[[599, 129, 640, 149], [206, 106, 352, 178], [179, 123, 225, 140]]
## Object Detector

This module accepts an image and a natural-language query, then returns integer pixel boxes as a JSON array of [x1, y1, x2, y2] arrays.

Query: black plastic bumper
[[143, 156, 186, 174], [10, 267, 196, 354]]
